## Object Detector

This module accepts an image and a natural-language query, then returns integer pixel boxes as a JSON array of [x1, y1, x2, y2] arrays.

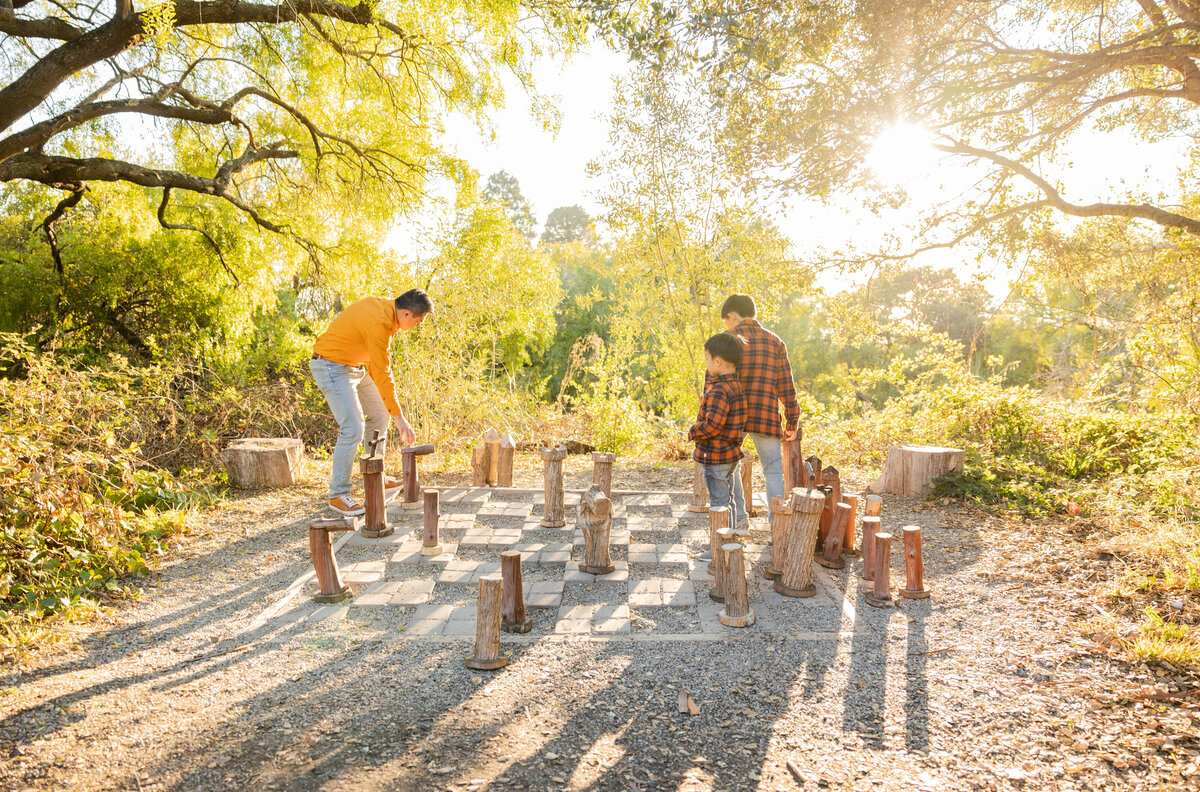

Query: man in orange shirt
[[309, 288, 433, 515]]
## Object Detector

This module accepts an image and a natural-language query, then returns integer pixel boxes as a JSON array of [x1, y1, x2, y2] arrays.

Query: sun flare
[[867, 122, 938, 185]]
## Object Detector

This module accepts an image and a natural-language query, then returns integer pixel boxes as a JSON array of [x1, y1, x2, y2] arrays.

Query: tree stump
[[866, 532, 894, 607], [421, 489, 442, 556], [500, 550, 532, 633], [740, 450, 757, 517], [308, 517, 356, 603], [869, 445, 965, 497], [465, 574, 509, 670], [782, 436, 806, 492], [764, 497, 790, 580], [540, 446, 568, 527], [591, 452, 615, 498], [899, 525, 931, 599], [578, 485, 614, 574], [774, 490, 823, 598], [859, 516, 882, 588], [401, 443, 436, 510], [817, 502, 851, 569], [222, 438, 303, 488], [471, 446, 487, 486], [707, 504, 729, 576], [497, 433, 516, 487], [483, 427, 501, 486], [710, 524, 735, 603], [842, 494, 859, 553], [719, 542, 756, 627], [688, 461, 709, 513]]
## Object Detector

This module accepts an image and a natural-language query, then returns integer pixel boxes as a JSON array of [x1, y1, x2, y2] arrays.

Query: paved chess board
[[258, 488, 857, 642]]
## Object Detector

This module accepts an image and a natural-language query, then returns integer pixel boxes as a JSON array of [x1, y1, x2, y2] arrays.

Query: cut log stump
[[465, 574, 508, 670], [774, 490, 823, 598], [688, 462, 709, 513], [222, 438, 303, 488], [592, 452, 615, 498], [360, 431, 391, 539], [899, 525, 931, 599], [816, 502, 851, 569], [471, 446, 487, 487], [842, 494, 859, 554], [869, 445, 965, 497], [421, 490, 442, 556], [866, 532, 894, 607], [763, 496, 790, 580], [501, 551, 532, 633], [859, 516, 882, 588], [401, 443, 436, 510], [718, 542, 755, 628], [497, 434, 516, 488], [540, 446, 568, 528], [740, 451, 757, 517], [483, 428, 501, 487], [308, 517, 356, 603]]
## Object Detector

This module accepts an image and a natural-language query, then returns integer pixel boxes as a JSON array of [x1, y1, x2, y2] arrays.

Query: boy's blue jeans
[[702, 460, 746, 523], [732, 433, 785, 526], [309, 357, 390, 500]]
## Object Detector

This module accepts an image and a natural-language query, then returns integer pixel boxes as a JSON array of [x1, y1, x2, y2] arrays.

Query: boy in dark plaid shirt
[[689, 334, 748, 515]]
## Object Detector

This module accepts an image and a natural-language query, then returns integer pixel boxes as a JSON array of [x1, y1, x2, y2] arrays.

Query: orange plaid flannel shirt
[[689, 374, 747, 465]]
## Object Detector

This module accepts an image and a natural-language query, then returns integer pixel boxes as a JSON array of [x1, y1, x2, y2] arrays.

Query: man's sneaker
[[328, 496, 365, 516], [698, 551, 712, 563], [384, 476, 404, 495]]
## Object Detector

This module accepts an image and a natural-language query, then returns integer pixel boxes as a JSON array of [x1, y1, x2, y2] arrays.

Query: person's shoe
[[384, 476, 404, 496], [698, 551, 712, 563], [328, 496, 365, 516]]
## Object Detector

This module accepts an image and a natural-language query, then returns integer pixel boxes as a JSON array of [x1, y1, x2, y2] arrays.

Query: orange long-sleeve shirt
[[312, 297, 402, 416]]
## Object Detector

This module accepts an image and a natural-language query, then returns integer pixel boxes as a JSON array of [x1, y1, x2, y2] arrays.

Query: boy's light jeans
[[732, 433, 784, 525], [702, 461, 740, 516], [309, 357, 390, 500]]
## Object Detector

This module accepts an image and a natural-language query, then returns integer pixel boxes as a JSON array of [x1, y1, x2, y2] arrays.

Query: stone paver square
[[564, 561, 629, 584], [526, 581, 564, 609], [390, 579, 435, 605]]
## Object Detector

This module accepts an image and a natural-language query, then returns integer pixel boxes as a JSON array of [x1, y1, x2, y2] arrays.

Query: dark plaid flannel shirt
[[689, 373, 747, 465], [707, 318, 800, 438]]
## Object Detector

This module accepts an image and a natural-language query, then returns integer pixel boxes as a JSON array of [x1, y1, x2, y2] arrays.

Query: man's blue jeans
[[732, 433, 784, 525], [309, 357, 390, 499]]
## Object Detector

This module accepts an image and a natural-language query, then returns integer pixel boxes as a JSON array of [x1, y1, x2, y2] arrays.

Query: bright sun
[[867, 122, 938, 186]]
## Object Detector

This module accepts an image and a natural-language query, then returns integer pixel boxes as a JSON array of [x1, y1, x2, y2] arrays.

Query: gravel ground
[[0, 454, 1196, 791]]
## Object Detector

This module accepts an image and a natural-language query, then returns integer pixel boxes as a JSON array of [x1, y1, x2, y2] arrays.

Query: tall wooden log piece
[[360, 431, 391, 538], [540, 446, 568, 528], [740, 450, 757, 517], [865, 532, 894, 607], [763, 496, 790, 580], [774, 490, 824, 598], [782, 437, 805, 492], [865, 494, 882, 519], [817, 466, 840, 549], [859, 516, 882, 588], [421, 489, 442, 556], [817, 502, 851, 569], [688, 461, 709, 513], [309, 517, 356, 602], [465, 574, 509, 670], [842, 494, 859, 553], [471, 446, 487, 487], [497, 433, 516, 487], [707, 504, 730, 576], [222, 438, 304, 488], [483, 427, 501, 486], [898, 525, 931, 599], [710, 525, 735, 603], [500, 550, 533, 633], [719, 542, 756, 627], [591, 452, 616, 498], [578, 485, 615, 574], [401, 443, 437, 510]]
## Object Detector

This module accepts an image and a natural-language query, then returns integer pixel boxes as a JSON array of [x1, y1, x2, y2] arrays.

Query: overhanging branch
[[157, 187, 239, 284]]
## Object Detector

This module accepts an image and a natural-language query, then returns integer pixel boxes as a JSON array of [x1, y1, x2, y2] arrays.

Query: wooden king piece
[[774, 489, 823, 598]]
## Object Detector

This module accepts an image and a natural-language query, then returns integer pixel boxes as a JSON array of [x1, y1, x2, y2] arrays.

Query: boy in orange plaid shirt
[[688, 334, 748, 516]]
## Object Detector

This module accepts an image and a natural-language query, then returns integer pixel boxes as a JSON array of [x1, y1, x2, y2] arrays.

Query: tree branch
[[0, 8, 84, 39], [157, 187, 238, 284]]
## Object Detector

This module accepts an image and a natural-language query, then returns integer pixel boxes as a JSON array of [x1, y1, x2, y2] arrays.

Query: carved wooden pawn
[[401, 443, 436, 510], [591, 451, 616, 498], [308, 517, 356, 603], [740, 451, 757, 517], [483, 427, 501, 486], [774, 490, 824, 598], [497, 433, 516, 487], [898, 525, 931, 599], [688, 461, 709, 513], [578, 485, 614, 574], [465, 574, 509, 670], [865, 532, 894, 607], [763, 496, 790, 580], [718, 542, 756, 627], [817, 501, 851, 569], [471, 446, 487, 486], [421, 489, 442, 556], [500, 550, 532, 633], [842, 494, 859, 553], [859, 516, 882, 588], [707, 504, 729, 576], [540, 446, 568, 528]]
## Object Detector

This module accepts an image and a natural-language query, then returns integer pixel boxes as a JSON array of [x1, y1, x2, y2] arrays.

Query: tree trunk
[[869, 445, 964, 497], [222, 438, 303, 488]]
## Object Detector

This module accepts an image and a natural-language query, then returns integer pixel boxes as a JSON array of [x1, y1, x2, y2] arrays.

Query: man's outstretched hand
[[395, 415, 416, 445]]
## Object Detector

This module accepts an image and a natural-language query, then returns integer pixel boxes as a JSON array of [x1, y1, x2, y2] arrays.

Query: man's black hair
[[704, 333, 743, 368], [720, 293, 756, 319], [395, 288, 434, 316]]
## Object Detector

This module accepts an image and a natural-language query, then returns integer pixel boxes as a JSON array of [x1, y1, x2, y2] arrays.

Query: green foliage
[[482, 170, 538, 240]]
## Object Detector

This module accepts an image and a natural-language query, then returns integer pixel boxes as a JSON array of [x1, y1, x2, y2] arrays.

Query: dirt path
[[0, 456, 1195, 791]]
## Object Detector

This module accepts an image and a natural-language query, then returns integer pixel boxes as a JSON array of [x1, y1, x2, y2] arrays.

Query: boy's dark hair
[[720, 294, 756, 319], [705, 333, 743, 368], [395, 288, 434, 316]]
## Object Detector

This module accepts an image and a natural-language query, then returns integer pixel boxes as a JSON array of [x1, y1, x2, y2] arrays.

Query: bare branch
[[157, 187, 239, 284], [0, 8, 84, 39]]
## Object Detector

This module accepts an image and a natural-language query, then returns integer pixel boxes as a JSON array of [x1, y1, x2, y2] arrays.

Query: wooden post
[[578, 485, 615, 574], [591, 451, 615, 498], [401, 443, 436, 510], [740, 450, 757, 517], [865, 494, 882, 519], [465, 574, 509, 670], [688, 461, 709, 513], [782, 437, 804, 493], [308, 517, 356, 602], [707, 504, 729, 576], [865, 532, 894, 607], [540, 446, 568, 527], [719, 542, 756, 627], [898, 525, 931, 599], [421, 489, 442, 556], [817, 502, 851, 569], [806, 456, 823, 487], [859, 516, 882, 588], [710, 525, 735, 603], [360, 431, 391, 538], [822, 465, 841, 505], [497, 433, 516, 487], [500, 550, 532, 633], [483, 427, 501, 486], [764, 496, 790, 580], [471, 446, 487, 486], [842, 494, 859, 553], [774, 490, 823, 598]]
